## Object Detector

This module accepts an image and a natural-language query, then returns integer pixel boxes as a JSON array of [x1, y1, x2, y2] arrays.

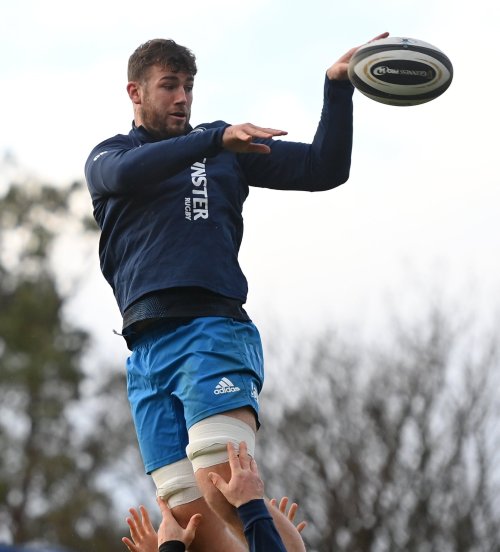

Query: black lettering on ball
[[370, 60, 436, 85]]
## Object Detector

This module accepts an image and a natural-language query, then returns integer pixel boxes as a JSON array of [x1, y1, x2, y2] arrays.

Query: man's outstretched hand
[[122, 505, 158, 552], [208, 441, 264, 508], [222, 124, 287, 154], [270, 497, 307, 534]]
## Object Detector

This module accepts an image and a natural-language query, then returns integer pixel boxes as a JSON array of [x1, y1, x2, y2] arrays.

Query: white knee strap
[[151, 457, 202, 508], [186, 414, 256, 472]]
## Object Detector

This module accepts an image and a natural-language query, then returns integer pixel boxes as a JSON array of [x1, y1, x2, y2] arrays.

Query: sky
[[1, 0, 499, 365]]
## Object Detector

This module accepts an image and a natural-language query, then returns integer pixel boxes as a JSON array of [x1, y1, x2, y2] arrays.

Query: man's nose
[[175, 88, 188, 103]]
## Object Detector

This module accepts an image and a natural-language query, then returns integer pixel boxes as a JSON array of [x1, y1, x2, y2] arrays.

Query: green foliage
[[0, 180, 143, 551]]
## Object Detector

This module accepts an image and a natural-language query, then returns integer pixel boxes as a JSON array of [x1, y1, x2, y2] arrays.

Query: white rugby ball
[[348, 37, 453, 106]]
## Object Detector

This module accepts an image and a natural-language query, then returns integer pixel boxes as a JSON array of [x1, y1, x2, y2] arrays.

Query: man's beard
[[141, 106, 189, 139]]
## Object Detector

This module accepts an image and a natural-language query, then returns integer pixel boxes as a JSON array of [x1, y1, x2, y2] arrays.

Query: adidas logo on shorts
[[214, 377, 241, 395], [251, 382, 259, 403]]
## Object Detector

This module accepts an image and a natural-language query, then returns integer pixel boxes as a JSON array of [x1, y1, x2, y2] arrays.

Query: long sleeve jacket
[[85, 78, 354, 315]]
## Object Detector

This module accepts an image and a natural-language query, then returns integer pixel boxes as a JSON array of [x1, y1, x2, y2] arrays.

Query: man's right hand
[[222, 124, 287, 154], [208, 441, 264, 508]]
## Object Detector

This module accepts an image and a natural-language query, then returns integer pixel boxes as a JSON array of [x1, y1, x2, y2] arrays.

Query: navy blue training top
[[238, 498, 288, 551], [85, 77, 354, 316]]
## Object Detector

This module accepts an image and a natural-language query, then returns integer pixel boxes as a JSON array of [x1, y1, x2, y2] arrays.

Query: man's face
[[137, 64, 194, 139]]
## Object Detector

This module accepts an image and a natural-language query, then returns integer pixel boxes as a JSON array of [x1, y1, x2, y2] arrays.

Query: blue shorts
[[126, 317, 264, 473]]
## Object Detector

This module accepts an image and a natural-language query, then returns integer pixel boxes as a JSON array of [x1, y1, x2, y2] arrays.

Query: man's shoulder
[[90, 132, 134, 152], [85, 131, 135, 168]]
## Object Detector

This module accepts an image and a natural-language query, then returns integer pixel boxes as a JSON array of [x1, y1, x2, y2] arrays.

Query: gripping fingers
[[368, 31, 390, 43], [227, 441, 241, 471], [238, 441, 251, 469]]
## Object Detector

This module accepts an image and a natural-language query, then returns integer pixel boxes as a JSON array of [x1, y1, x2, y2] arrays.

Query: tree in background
[[2, 174, 500, 552], [258, 307, 500, 552], [0, 180, 148, 550]]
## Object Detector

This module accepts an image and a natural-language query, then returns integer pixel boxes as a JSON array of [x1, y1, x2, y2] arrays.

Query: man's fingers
[[128, 507, 141, 529], [181, 513, 203, 549], [269, 496, 306, 532], [186, 512, 203, 533], [249, 457, 260, 475], [223, 123, 287, 153], [234, 128, 286, 145], [208, 471, 228, 493], [121, 536, 138, 552], [139, 504, 154, 531], [238, 124, 287, 139], [227, 441, 241, 471], [287, 502, 298, 521], [252, 126, 288, 138], [350, 32, 390, 57], [239, 441, 251, 469], [157, 496, 175, 522], [336, 46, 358, 64], [278, 496, 289, 514], [296, 520, 308, 533], [126, 511, 141, 541], [244, 142, 272, 154], [234, 128, 253, 143], [369, 31, 390, 43]]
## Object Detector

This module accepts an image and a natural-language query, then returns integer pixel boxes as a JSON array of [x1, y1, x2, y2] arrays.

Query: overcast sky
[[1, 0, 498, 364]]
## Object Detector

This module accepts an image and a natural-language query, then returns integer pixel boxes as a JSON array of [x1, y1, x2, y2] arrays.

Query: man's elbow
[[313, 169, 350, 191]]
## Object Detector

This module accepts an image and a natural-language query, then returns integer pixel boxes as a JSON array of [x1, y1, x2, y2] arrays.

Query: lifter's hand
[[270, 497, 308, 534], [327, 32, 390, 81], [157, 497, 202, 548], [122, 505, 158, 552], [222, 123, 287, 154], [208, 441, 264, 508]]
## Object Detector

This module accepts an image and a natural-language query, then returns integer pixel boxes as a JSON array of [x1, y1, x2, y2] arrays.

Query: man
[[122, 442, 306, 552], [85, 33, 388, 552]]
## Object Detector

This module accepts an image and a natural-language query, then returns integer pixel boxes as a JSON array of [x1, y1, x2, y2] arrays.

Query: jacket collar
[[130, 121, 193, 143]]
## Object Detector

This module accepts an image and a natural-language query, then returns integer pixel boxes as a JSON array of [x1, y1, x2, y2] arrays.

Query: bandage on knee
[[186, 414, 256, 472], [151, 457, 202, 508]]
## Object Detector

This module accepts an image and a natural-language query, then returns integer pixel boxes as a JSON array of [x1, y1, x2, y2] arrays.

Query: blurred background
[[1, 0, 499, 550]]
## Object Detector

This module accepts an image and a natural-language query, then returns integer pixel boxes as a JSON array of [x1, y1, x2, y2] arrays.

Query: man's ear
[[127, 81, 142, 105]]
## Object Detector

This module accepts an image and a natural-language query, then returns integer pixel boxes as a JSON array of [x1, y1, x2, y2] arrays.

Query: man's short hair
[[128, 38, 197, 82]]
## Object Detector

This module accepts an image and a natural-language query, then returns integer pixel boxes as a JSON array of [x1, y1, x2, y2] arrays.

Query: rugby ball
[[348, 37, 453, 106]]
